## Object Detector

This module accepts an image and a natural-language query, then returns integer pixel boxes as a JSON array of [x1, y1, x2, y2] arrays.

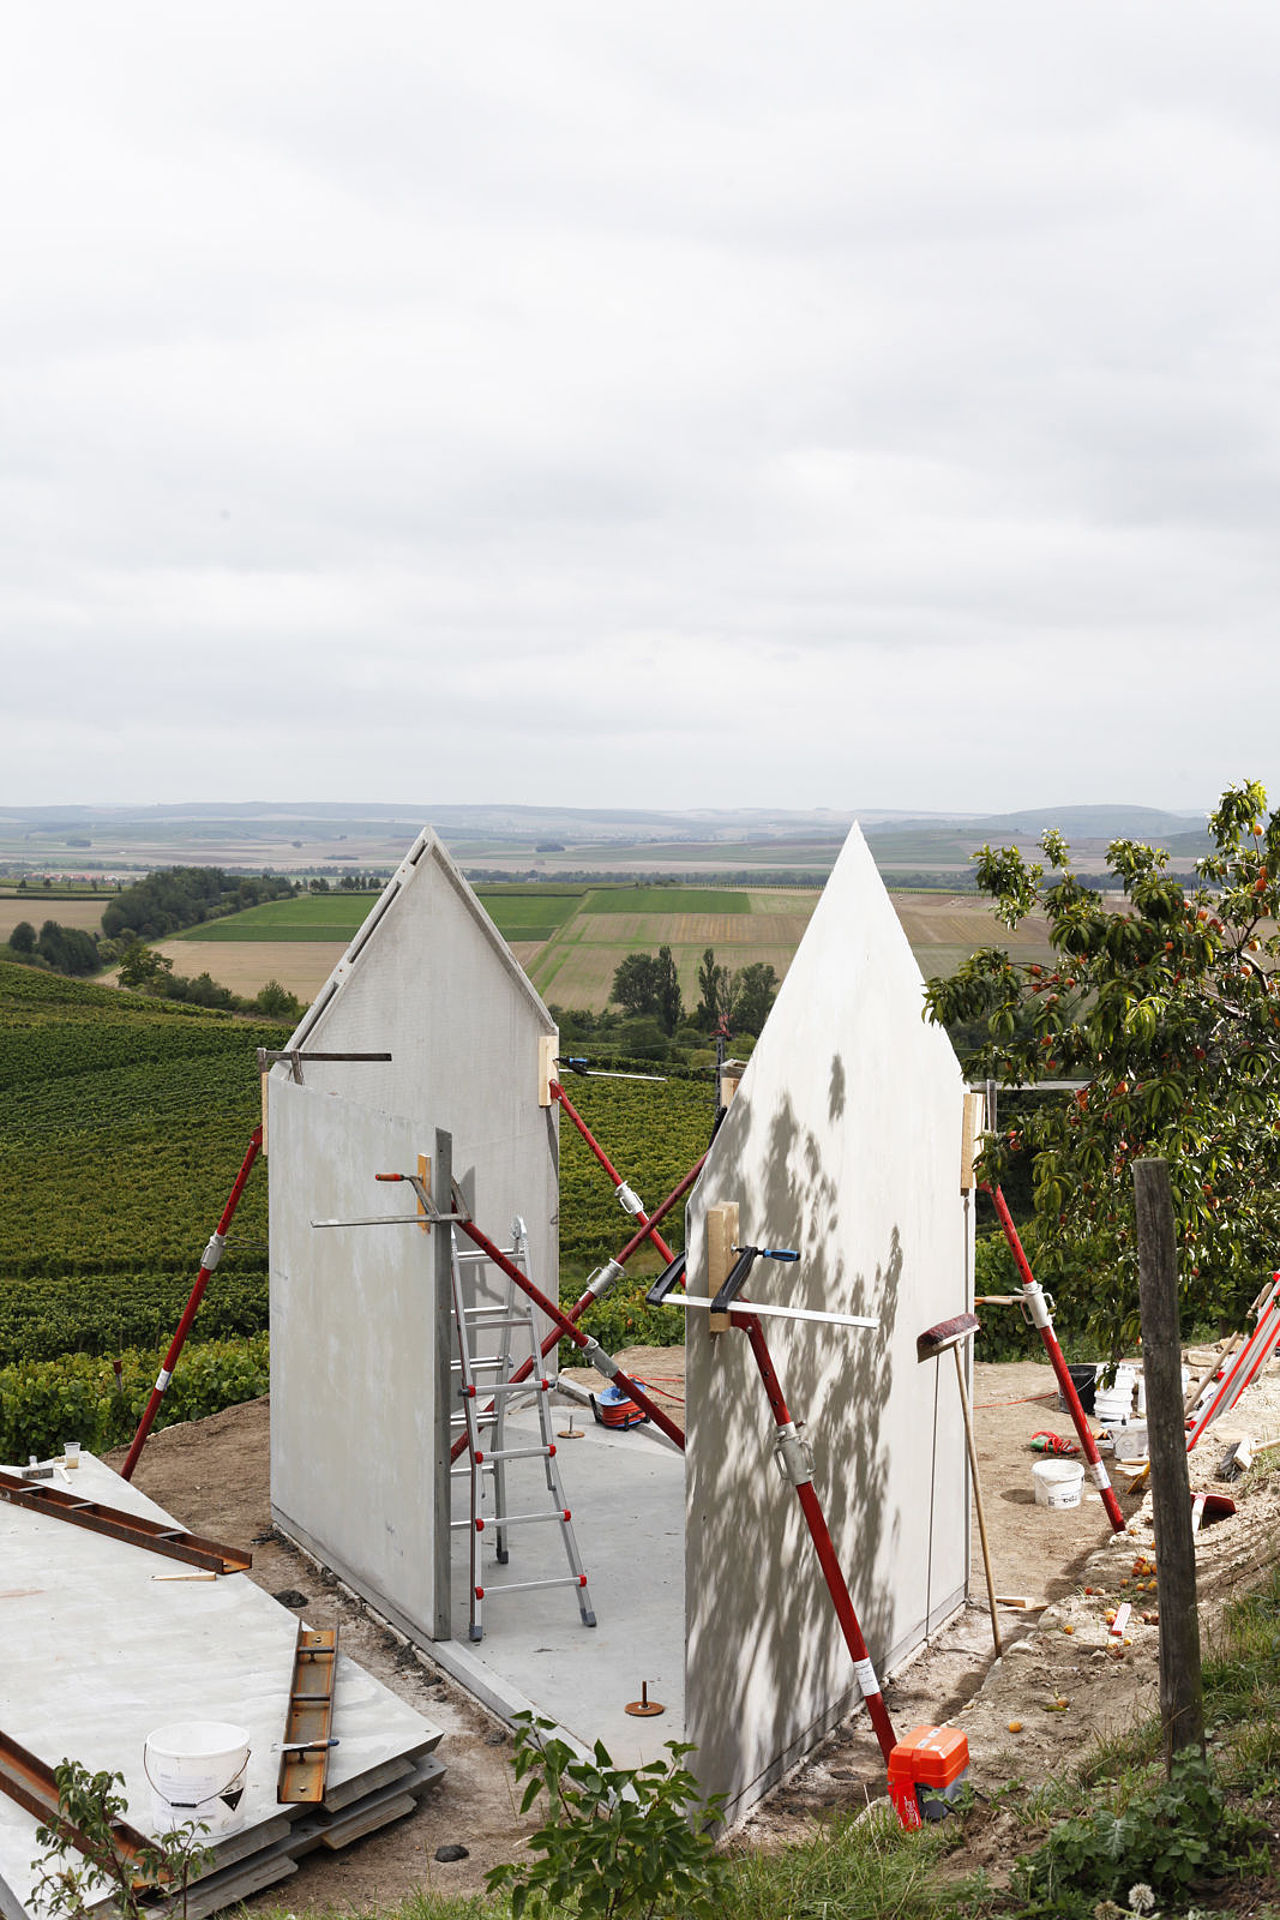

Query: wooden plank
[[706, 1203, 739, 1336], [960, 1090, 986, 1193]]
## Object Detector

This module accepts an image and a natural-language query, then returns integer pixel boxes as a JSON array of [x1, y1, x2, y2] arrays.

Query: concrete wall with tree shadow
[[684, 824, 972, 1821]]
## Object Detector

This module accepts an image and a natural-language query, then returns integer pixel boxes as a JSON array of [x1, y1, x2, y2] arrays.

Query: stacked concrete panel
[[268, 832, 558, 1643], [683, 824, 973, 1820], [0, 1456, 442, 1920]]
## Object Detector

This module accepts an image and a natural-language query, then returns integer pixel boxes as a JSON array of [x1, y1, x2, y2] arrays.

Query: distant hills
[[0, 800, 1213, 880]]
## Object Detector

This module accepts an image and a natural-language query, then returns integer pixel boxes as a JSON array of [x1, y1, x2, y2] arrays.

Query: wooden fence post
[[1132, 1157, 1204, 1765]]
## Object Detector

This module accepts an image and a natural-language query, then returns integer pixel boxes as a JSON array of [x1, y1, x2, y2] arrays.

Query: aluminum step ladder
[[449, 1217, 596, 1642]]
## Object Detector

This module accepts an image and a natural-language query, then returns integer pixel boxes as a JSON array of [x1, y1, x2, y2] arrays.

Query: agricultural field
[[0, 961, 284, 1368], [172, 894, 373, 941], [0, 961, 709, 1455], [0, 896, 108, 941], [128, 879, 1037, 1012], [150, 937, 353, 1001]]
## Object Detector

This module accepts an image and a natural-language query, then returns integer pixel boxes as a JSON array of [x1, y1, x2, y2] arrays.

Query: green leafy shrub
[[486, 1715, 727, 1919], [31, 1758, 213, 1920], [0, 1334, 269, 1461], [0, 1272, 268, 1363], [1014, 1752, 1265, 1915]]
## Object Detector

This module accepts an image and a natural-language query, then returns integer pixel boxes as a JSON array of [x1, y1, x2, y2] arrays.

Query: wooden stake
[[960, 1090, 986, 1194], [1133, 1158, 1204, 1765], [952, 1343, 1001, 1657], [416, 1153, 431, 1232], [706, 1203, 739, 1336]]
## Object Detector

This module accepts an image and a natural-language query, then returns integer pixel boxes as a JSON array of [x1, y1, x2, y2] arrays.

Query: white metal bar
[[658, 1294, 878, 1330]]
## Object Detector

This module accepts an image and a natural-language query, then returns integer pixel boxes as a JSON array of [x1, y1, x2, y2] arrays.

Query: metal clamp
[[773, 1424, 814, 1488]]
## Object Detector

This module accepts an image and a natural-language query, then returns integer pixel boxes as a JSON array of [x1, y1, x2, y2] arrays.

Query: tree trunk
[[1132, 1157, 1204, 1765]]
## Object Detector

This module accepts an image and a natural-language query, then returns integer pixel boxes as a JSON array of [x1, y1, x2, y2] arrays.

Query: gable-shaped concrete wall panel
[[684, 825, 972, 1819], [268, 832, 559, 1642]]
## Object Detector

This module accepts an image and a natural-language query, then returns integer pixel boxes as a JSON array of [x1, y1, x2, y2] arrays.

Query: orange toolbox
[[886, 1725, 970, 1826]]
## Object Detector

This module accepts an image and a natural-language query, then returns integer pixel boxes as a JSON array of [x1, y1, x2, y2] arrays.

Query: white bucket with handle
[[1032, 1459, 1085, 1509], [143, 1721, 250, 1837]]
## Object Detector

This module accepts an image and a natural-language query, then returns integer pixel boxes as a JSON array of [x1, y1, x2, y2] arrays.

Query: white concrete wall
[[270, 1080, 437, 1633], [268, 832, 559, 1638], [275, 834, 558, 1288], [684, 825, 973, 1820]]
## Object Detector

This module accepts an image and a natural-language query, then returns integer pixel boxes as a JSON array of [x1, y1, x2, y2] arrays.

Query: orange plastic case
[[886, 1726, 970, 1825]]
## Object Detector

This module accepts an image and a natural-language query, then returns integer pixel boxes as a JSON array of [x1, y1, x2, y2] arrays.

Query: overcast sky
[[2, 3, 1278, 814]]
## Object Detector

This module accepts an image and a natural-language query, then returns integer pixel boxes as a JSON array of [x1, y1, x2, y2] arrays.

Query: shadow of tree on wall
[[685, 1057, 905, 1815]]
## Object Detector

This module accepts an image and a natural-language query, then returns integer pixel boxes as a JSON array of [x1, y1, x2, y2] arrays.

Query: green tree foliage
[[728, 960, 779, 1034], [611, 948, 684, 1035], [924, 780, 1280, 1353], [101, 868, 293, 941], [654, 943, 683, 1035], [9, 920, 35, 955], [37, 922, 101, 977], [696, 946, 731, 1027], [117, 939, 175, 990], [611, 952, 663, 1020]]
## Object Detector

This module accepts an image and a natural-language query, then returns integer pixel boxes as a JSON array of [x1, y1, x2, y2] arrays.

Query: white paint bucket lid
[[1033, 1459, 1085, 1508]]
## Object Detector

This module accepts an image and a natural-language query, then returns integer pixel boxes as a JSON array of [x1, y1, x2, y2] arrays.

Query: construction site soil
[[107, 1355, 1280, 1907]]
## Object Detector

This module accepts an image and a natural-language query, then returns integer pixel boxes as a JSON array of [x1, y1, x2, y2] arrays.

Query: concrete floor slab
[[0, 1455, 441, 1920], [432, 1404, 685, 1769]]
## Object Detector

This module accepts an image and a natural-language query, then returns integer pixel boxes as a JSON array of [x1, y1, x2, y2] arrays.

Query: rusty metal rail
[[277, 1626, 339, 1804], [0, 1726, 155, 1879], [0, 1470, 251, 1574]]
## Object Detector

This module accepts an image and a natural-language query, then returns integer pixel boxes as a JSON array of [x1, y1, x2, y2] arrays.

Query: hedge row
[[0, 1273, 269, 1365], [0, 1334, 269, 1463]]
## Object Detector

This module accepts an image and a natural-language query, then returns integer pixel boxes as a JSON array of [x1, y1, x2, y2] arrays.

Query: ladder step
[[451, 1358, 512, 1374], [456, 1248, 516, 1263], [450, 1508, 570, 1532], [477, 1446, 556, 1465], [461, 1313, 533, 1329], [474, 1575, 589, 1598], [459, 1382, 548, 1398], [449, 1445, 553, 1479]]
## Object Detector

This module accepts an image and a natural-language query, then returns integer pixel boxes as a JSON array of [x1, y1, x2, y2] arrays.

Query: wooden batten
[[706, 1202, 739, 1337]]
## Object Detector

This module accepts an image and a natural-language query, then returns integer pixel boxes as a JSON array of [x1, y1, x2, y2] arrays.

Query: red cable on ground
[[735, 1311, 901, 1781], [121, 1126, 263, 1482], [448, 1151, 705, 1462], [453, 1214, 686, 1452], [985, 1183, 1127, 1532]]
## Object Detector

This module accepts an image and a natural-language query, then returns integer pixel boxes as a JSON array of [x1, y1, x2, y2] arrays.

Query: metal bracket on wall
[[0, 1470, 252, 1574], [277, 1625, 340, 1804], [256, 1049, 392, 1085], [0, 1726, 155, 1880]]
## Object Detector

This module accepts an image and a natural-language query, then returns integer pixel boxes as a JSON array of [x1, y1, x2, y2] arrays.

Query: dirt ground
[[107, 1354, 1280, 1905]]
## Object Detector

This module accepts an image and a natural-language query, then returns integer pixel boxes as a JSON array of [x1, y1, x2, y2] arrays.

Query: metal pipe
[[985, 1183, 1126, 1532], [735, 1312, 900, 1776], [121, 1126, 263, 1482], [449, 1151, 705, 1462], [453, 1215, 686, 1451], [551, 1081, 676, 1264]]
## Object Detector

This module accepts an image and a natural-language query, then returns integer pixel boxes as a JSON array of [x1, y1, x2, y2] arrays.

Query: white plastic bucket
[[1033, 1459, 1085, 1509], [1094, 1363, 1136, 1429], [143, 1721, 250, 1837]]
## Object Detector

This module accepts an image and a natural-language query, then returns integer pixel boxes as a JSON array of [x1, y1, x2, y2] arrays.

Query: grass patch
[[173, 895, 373, 940], [579, 887, 750, 915], [172, 888, 585, 946]]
